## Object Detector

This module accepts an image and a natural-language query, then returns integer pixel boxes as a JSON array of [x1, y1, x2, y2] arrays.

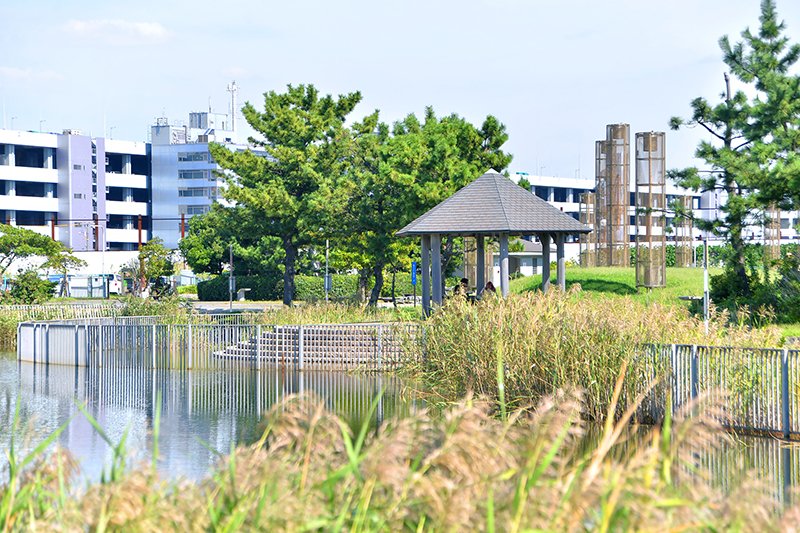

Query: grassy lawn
[[510, 266, 800, 339], [510, 266, 722, 307]]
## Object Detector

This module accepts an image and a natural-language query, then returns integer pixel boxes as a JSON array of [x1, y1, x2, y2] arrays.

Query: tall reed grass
[[2, 387, 798, 531], [405, 289, 781, 420]]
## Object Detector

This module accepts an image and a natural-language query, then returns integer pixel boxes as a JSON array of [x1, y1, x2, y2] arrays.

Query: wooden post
[[556, 233, 566, 291], [476, 235, 485, 296], [431, 234, 442, 306], [499, 233, 509, 297], [421, 235, 431, 317], [541, 233, 551, 293], [180, 213, 186, 239], [137, 215, 143, 250]]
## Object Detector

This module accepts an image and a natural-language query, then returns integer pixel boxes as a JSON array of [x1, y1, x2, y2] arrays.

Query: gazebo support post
[[499, 233, 510, 297], [476, 235, 485, 297], [431, 233, 443, 306], [421, 235, 431, 317], [541, 233, 551, 293], [556, 233, 566, 291]]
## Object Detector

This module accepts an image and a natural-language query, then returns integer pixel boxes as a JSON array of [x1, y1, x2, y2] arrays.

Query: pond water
[[0, 353, 419, 481], [2, 351, 800, 505]]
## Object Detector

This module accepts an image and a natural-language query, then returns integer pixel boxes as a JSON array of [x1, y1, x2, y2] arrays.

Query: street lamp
[[325, 239, 330, 302], [39, 120, 46, 132]]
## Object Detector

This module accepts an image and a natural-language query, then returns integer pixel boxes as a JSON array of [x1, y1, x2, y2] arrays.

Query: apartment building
[[0, 128, 150, 252], [150, 112, 245, 249], [517, 172, 800, 244]]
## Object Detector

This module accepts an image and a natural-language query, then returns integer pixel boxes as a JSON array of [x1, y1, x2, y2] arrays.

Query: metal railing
[[17, 318, 419, 372], [638, 344, 800, 439], [0, 303, 118, 322]]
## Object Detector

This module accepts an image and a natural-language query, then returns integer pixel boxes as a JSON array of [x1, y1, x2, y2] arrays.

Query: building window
[[180, 205, 211, 215], [178, 169, 212, 180], [553, 188, 568, 202], [177, 152, 209, 162], [178, 187, 217, 199]]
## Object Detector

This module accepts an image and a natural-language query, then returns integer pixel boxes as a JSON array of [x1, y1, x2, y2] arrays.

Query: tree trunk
[[368, 261, 385, 307], [283, 237, 297, 306], [728, 215, 750, 295], [358, 268, 370, 303]]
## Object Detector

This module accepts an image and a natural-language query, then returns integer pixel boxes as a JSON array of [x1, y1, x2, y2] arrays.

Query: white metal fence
[[637, 344, 800, 439], [17, 317, 419, 372]]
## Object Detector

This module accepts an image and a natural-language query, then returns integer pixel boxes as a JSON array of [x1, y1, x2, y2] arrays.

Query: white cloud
[[0, 67, 63, 81], [64, 19, 169, 45]]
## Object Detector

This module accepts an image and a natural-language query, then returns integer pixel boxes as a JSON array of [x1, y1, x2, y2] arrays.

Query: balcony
[[105, 200, 148, 216], [0, 166, 58, 183], [0, 195, 58, 212], [106, 228, 148, 243], [105, 172, 148, 189]]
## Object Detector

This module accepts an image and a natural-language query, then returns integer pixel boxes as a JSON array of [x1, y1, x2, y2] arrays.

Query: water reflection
[[0, 355, 419, 481]]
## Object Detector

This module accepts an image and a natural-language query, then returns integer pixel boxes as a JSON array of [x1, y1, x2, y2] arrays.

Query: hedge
[[198, 272, 462, 302], [197, 274, 282, 301]]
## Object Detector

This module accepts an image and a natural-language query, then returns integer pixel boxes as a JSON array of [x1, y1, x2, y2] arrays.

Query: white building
[[150, 112, 246, 249], [0, 128, 150, 252]]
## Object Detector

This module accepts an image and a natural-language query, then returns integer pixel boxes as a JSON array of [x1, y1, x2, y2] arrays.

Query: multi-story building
[[150, 112, 245, 249], [514, 171, 800, 252], [0, 128, 150, 252]]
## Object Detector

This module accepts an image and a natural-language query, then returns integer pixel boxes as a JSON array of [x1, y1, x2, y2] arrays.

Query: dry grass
[[2, 385, 798, 531], [405, 288, 781, 420]]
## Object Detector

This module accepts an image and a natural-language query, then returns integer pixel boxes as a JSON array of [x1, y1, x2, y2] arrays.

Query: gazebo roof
[[396, 169, 591, 236]]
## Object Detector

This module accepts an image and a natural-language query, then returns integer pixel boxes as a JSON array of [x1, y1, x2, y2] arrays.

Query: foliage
[[41, 250, 87, 297], [293, 274, 359, 302], [197, 274, 282, 302], [260, 302, 418, 324], [0, 224, 74, 278], [176, 285, 197, 295], [123, 238, 175, 297], [4, 270, 56, 304], [669, 0, 800, 296], [407, 290, 779, 422], [332, 107, 512, 305], [115, 295, 191, 321], [178, 204, 287, 277], [210, 84, 361, 306], [4, 390, 800, 530]]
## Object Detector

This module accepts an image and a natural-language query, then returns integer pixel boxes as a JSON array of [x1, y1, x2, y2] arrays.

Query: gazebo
[[396, 169, 591, 314]]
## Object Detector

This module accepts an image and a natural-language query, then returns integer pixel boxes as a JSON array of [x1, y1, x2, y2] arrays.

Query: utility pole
[[228, 243, 234, 311], [325, 239, 330, 303], [226, 81, 238, 133], [703, 236, 709, 335]]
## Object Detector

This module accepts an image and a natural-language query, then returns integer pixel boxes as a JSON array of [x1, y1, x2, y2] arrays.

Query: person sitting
[[452, 278, 470, 300], [481, 281, 497, 298]]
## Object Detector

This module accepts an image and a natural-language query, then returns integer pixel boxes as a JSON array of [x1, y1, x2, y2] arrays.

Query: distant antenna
[[208, 96, 212, 113], [226, 81, 239, 132]]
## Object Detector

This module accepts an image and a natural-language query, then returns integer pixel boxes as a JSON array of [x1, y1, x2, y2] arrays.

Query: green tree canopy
[[179, 204, 284, 276], [669, 0, 800, 295], [210, 84, 361, 305], [330, 107, 512, 305], [0, 224, 76, 278]]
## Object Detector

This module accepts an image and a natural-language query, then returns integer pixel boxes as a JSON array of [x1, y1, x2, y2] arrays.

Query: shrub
[[294, 274, 360, 302], [177, 285, 198, 295], [198, 274, 282, 301], [7, 270, 56, 304]]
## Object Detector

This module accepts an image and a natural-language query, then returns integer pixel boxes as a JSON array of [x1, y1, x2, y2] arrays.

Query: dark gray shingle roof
[[396, 170, 591, 236]]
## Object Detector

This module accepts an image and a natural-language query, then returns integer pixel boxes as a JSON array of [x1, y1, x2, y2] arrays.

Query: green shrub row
[[198, 272, 462, 301]]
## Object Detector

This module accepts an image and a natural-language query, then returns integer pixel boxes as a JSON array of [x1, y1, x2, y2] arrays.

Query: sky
[[2, 0, 800, 179]]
